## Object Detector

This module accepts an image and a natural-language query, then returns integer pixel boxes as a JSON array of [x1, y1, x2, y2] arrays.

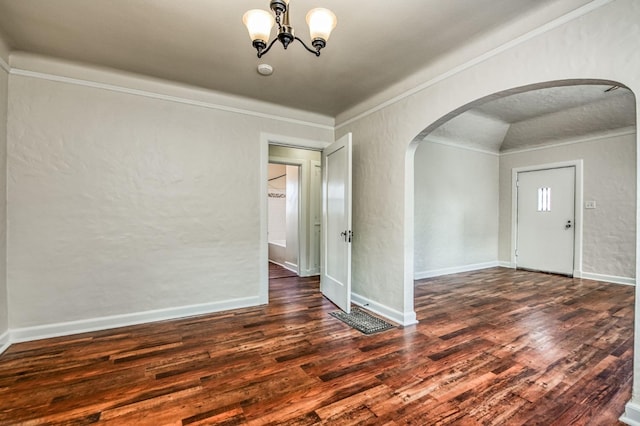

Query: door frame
[[259, 133, 331, 304], [511, 160, 584, 276]]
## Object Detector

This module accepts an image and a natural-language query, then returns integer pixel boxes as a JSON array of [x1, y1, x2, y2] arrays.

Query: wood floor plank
[[0, 265, 633, 425]]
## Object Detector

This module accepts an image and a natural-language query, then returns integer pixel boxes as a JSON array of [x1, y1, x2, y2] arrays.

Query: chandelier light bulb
[[306, 8, 337, 42], [243, 9, 275, 43]]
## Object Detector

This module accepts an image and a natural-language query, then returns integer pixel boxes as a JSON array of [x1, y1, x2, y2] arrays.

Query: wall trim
[[299, 268, 320, 278], [351, 292, 418, 327], [0, 331, 9, 356], [284, 262, 299, 272], [9, 296, 261, 344], [580, 271, 635, 286], [498, 261, 515, 268], [336, 0, 613, 128], [500, 126, 636, 156], [10, 68, 334, 131], [424, 126, 636, 157], [621, 402, 640, 426], [268, 259, 298, 274], [423, 136, 500, 156], [415, 261, 500, 280], [0, 56, 9, 73]]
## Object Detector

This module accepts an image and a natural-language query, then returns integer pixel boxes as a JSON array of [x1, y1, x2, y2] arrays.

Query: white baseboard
[[415, 261, 500, 280], [0, 330, 9, 356], [299, 268, 320, 277], [10, 296, 262, 344], [621, 401, 640, 425], [351, 292, 418, 326], [284, 261, 298, 271], [269, 259, 298, 274], [498, 261, 515, 268], [580, 271, 635, 286]]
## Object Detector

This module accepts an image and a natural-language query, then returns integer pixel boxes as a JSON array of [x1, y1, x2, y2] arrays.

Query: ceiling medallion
[[243, 0, 337, 58]]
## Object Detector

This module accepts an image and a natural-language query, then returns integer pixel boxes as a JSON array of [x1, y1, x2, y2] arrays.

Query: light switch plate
[[585, 200, 596, 209]]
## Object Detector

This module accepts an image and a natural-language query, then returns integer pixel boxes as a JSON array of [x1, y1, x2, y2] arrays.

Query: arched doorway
[[410, 80, 636, 283], [404, 78, 636, 421]]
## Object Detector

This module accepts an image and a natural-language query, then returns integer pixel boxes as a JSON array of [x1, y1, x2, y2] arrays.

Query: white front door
[[516, 166, 575, 276], [321, 133, 352, 312]]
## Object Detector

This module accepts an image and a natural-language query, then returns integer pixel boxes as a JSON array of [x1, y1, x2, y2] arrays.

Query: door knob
[[565, 220, 572, 229]]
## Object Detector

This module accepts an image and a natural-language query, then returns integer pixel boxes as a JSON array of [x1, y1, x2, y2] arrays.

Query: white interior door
[[321, 133, 352, 312], [516, 166, 575, 275]]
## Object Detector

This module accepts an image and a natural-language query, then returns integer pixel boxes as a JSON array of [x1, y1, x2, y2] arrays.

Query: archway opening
[[404, 79, 636, 421], [410, 79, 636, 283]]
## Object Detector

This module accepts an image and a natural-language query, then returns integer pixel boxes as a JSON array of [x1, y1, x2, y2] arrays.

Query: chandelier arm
[[257, 37, 280, 58], [294, 36, 321, 57]]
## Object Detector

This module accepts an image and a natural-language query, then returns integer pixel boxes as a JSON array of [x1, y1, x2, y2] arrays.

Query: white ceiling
[[0, 0, 597, 117]]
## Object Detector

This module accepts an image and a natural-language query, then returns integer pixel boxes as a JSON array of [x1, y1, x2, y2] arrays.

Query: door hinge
[[515, 249, 518, 257]]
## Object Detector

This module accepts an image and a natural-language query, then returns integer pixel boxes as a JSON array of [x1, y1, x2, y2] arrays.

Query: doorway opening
[[410, 80, 636, 285], [407, 78, 636, 421], [259, 133, 353, 314], [267, 145, 322, 279]]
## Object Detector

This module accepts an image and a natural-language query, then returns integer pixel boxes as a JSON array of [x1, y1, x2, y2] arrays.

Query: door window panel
[[537, 187, 551, 212]]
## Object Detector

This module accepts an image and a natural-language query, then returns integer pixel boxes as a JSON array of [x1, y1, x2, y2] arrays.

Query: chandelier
[[242, 0, 337, 58]]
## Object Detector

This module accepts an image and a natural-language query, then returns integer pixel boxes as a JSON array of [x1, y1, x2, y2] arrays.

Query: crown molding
[[500, 126, 636, 155], [421, 126, 635, 157], [0, 56, 9, 74], [9, 66, 334, 131], [423, 135, 500, 156], [336, 0, 614, 129]]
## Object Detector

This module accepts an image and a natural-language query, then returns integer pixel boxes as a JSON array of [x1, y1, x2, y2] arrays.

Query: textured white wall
[[499, 131, 637, 278], [0, 62, 7, 336], [6, 67, 332, 329], [414, 142, 499, 274]]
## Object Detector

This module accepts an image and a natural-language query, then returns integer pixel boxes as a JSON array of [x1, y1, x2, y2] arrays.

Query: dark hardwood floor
[[0, 264, 633, 425]]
